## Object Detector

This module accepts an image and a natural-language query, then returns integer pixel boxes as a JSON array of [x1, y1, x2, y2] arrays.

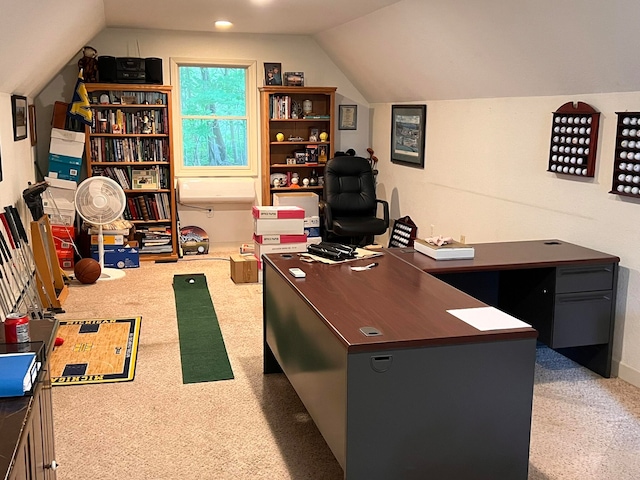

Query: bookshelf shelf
[[84, 83, 178, 260], [259, 86, 336, 205]]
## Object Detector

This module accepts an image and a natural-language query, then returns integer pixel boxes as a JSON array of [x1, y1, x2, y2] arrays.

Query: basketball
[[74, 258, 101, 284]]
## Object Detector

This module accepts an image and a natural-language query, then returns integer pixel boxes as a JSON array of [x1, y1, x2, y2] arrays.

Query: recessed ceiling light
[[215, 20, 233, 29]]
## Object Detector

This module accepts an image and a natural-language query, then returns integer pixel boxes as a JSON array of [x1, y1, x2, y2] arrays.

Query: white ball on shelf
[[618, 184, 625, 192], [625, 185, 632, 193]]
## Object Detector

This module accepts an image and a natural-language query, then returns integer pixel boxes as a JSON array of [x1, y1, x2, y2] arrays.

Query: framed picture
[[12, 95, 28, 141], [264, 62, 282, 86], [391, 104, 426, 168], [284, 72, 304, 87], [29, 104, 37, 146], [132, 168, 159, 189], [339, 105, 357, 130]]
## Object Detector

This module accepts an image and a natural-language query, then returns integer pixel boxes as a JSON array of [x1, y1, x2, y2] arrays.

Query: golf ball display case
[[547, 101, 600, 178], [611, 112, 640, 198]]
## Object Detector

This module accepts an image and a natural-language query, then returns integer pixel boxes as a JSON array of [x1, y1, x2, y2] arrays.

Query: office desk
[[390, 239, 619, 378], [263, 252, 538, 479]]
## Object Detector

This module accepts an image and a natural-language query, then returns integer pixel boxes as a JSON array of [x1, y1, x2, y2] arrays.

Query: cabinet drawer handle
[[559, 266, 612, 276], [557, 294, 610, 303]]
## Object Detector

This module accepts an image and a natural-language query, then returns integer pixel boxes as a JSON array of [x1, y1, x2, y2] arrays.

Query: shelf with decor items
[[259, 86, 336, 205], [83, 83, 178, 260]]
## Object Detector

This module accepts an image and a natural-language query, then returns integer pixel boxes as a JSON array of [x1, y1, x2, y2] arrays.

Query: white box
[[43, 199, 76, 226], [273, 192, 319, 218], [304, 215, 321, 238], [45, 176, 77, 203], [49, 128, 85, 159], [254, 241, 308, 259], [414, 238, 475, 260], [254, 217, 304, 235]]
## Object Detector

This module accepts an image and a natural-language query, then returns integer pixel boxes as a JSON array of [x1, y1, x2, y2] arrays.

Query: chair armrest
[[321, 200, 334, 230], [376, 199, 390, 226]]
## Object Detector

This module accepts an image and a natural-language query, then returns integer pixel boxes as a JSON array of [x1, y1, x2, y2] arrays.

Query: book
[[0, 352, 38, 397], [414, 238, 475, 260]]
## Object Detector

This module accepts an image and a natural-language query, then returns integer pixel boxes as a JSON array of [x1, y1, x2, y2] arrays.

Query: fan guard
[[75, 176, 126, 224]]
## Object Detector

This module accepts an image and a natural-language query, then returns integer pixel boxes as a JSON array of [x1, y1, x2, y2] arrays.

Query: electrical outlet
[[430, 224, 435, 236], [207, 209, 214, 218]]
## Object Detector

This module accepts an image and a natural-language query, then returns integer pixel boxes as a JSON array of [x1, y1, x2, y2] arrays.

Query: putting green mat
[[172, 273, 234, 383]]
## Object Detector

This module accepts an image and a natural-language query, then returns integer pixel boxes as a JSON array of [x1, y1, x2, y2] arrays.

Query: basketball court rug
[[50, 317, 141, 386]]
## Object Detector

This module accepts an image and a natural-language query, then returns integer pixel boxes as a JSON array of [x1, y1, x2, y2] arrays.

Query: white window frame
[[170, 58, 258, 177]]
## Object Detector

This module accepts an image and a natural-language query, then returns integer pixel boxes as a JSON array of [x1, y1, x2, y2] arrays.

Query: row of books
[[136, 225, 173, 254], [90, 90, 167, 106], [124, 193, 171, 221], [90, 137, 168, 163], [90, 109, 168, 134], [93, 166, 169, 190]]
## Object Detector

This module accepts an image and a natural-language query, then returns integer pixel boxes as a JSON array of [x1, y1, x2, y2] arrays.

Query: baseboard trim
[[617, 361, 640, 389]]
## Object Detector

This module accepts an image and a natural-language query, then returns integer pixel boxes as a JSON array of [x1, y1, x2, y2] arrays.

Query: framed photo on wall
[[339, 104, 357, 130], [391, 104, 426, 168], [12, 95, 28, 141], [264, 63, 282, 86]]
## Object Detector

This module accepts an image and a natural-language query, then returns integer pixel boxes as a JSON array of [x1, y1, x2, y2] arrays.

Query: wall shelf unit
[[259, 86, 336, 205], [83, 83, 178, 260], [611, 111, 640, 198], [547, 101, 600, 178]]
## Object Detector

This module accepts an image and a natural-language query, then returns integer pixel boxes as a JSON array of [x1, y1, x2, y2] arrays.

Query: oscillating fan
[[74, 176, 127, 281]]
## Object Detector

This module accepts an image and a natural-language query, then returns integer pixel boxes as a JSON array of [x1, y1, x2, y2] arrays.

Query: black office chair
[[322, 155, 389, 246]]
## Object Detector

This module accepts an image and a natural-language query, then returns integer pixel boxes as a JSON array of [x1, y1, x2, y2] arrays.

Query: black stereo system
[[97, 56, 163, 84]]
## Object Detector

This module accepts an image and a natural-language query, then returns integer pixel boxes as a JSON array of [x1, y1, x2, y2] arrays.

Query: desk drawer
[[555, 264, 615, 294], [551, 290, 612, 348]]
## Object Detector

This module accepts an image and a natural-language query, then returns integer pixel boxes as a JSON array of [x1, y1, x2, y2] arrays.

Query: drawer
[[555, 264, 615, 294], [551, 290, 612, 348]]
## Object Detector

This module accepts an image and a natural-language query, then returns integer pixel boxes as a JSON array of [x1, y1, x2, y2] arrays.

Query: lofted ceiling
[[2, 0, 640, 103]]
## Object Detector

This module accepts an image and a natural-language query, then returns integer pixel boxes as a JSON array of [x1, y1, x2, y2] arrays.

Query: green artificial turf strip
[[172, 273, 234, 383]]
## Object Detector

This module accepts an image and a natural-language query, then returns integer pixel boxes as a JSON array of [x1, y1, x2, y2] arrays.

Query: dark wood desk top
[[1, 319, 57, 480], [264, 251, 537, 353], [390, 239, 619, 274]]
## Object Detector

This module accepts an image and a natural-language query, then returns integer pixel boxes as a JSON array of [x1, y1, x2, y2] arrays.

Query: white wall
[[0, 93, 36, 219], [372, 92, 640, 386]]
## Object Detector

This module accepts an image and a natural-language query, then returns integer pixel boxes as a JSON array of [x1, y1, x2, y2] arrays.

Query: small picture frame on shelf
[[132, 168, 159, 189], [264, 63, 282, 86], [339, 105, 357, 130], [284, 72, 304, 87], [309, 127, 319, 141]]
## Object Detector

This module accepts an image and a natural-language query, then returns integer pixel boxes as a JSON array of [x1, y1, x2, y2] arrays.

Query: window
[[170, 58, 257, 176]]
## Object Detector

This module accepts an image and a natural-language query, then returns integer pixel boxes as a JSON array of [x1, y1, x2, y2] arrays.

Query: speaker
[[145, 58, 163, 84], [97, 56, 117, 83]]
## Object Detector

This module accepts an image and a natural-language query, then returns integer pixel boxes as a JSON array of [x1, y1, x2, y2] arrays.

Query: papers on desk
[[447, 307, 531, 331], [0, 352, 40, 397]]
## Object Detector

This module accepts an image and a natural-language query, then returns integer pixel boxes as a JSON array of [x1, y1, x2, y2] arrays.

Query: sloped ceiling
[[2, 0, 640, 102], [0, 0, 105, 98]]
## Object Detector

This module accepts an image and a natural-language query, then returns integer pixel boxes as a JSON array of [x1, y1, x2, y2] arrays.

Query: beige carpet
[[52, 248, 640, 479]]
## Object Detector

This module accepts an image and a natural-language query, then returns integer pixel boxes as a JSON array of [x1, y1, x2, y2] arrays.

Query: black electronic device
[[307, 242, 356, 261], [116, 57, 146, 83], [98, 56, 160, 84], [145, 57, 163, 84]]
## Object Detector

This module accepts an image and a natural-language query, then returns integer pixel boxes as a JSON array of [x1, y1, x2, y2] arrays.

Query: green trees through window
[[179, 66, 248, 167]]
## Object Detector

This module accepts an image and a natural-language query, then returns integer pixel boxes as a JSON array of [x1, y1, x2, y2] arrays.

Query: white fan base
[[97, 267, 127, 281]]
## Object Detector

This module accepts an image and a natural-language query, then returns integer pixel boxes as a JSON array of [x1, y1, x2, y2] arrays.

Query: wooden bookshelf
[[83, 84, 178, 261]]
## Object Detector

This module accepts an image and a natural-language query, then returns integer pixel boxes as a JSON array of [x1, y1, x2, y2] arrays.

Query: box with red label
[[56, 248, 74, 270], [51, 225, 75, 250]]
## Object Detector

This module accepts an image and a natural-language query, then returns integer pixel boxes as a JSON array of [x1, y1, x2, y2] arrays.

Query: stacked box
[[90, 246, 140, 268], [51, 224, 76, 270], [43, 177, 77, 226], [48, 128, 85, 182], [247, 205, 307, 283], [273, 192, 321, 241], [230, 254, 258, 283]]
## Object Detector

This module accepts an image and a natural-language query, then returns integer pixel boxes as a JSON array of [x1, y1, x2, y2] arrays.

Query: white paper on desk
[[446, 306, 531, 331]]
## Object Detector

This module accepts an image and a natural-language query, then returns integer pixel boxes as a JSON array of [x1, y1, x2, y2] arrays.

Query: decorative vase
[[303, 99, 313, 116]]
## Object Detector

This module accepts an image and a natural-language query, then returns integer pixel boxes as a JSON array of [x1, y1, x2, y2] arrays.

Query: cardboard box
[[230, 254, 258, 283], [254, 217, 304, 235], [48, 154, 82, 182], [90, 234, 125, 246], [91, 246, 140, 269], [273, 192, 319, 218], [45, 176, 77, 203], [56, 248, 74, 270], [43, 198, 76, 226], [49, 128, 85, 159], [304, 216, 321, 238], [254, 241, 307, 260]]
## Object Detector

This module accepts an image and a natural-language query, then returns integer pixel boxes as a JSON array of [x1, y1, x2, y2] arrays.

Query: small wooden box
[[230, 254, 258, 283]]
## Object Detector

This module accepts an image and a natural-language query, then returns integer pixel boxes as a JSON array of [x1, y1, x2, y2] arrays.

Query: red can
[[4, 312, 31, 343]]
